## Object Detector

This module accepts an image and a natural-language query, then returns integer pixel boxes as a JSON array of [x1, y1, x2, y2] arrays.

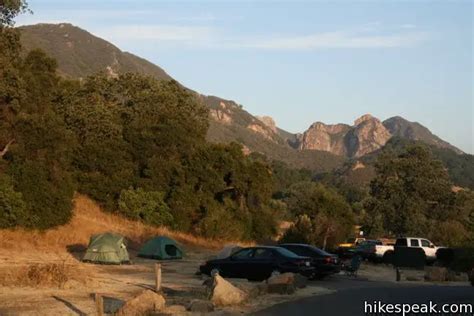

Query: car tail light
[[325, 257, 337, 264]]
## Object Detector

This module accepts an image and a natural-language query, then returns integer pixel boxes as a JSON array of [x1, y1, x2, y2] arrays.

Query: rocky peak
[[354, 113, 378, 126], [298, 122, 351, 156], [257, 116, 277, 133]]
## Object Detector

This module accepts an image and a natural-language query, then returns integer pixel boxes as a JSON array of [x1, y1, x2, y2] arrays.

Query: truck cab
[[395, 237, 440, 260]]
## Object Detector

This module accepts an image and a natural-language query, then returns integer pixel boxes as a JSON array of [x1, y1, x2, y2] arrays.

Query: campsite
[[1, 0, 474, 315]]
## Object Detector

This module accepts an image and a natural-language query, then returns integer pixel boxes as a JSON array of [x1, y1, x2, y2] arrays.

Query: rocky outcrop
[[257, 116, 278, 133], [210, 101, 233, 125], [298, 122, 351, 155], [299, 114, 391, 157], [345, 114, 392, 157]]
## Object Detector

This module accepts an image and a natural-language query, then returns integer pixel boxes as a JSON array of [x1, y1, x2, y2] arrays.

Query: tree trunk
[[0, 139, 14, 158]]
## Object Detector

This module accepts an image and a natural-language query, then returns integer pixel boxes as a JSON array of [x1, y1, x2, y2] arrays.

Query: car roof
[[279, 243, 313, 247]]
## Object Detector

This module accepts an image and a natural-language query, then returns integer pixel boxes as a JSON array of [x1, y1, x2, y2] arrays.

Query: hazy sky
[[16, 0, 473, 153]]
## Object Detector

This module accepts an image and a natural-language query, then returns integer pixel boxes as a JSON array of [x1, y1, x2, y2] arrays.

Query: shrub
[[280, 215, 317, 245], [118, 188, 173, 227], [0, 174, 27, 228]]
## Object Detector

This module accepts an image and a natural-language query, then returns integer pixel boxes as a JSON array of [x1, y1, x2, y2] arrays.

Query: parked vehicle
[[388, 237, 443, 262], [338, 237, 366, 249], [351, 239, 396, 262], [279, 243, 342, 279], [337, 237, 366, 259], [199, 246, 315, 281]]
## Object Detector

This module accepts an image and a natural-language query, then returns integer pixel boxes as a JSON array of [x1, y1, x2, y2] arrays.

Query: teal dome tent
[[138, 236, 183, 260]]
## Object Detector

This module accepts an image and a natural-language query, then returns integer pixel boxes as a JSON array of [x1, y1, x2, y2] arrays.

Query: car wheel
[[210, 268, 221, 277]]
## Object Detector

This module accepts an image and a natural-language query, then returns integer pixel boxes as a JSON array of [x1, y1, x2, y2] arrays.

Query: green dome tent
[[82, 232, 130, 264], [138, 236, 183, 260]]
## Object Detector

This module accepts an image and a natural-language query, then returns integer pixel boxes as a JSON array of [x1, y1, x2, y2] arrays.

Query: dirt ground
[[0, 245, 333, 316]]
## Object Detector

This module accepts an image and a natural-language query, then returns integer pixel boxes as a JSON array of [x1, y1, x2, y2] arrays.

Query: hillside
[[324, 137, 474, 190], [19, 23, 343, 172]]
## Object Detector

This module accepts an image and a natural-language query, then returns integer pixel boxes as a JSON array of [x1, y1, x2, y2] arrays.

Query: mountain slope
[[19, 23, 172, 80], [382, 116, 463, 154], [19, 23, 344, 172]]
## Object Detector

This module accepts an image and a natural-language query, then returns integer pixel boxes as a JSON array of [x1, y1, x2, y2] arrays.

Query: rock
[[267, 283, 296, 295], [210, 274, 247, 306], [266, 273, 298, 294], [115, 290, 166, 316], [159, 304, 187, 316], [446, 270, 469, 282], [298, 122, 351, 155], [346, 114, 391, 157], [267, 272, 295, 285], [298, 114, 391, 157], [294, 273, 308, 289], [425, 267, 448, 282], [187, 299, 214, 313], [257, 116, 278, 133]]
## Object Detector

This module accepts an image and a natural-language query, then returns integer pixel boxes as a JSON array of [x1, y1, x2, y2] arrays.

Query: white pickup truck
[[393, 237, 442, 261], [359, 237, 442, 263]]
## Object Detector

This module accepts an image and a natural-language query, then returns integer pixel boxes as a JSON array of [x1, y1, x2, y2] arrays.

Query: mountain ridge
[[18, 23, 464, 168]]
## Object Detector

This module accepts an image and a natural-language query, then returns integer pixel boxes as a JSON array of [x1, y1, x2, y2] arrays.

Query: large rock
[[210, 274, 247, 306], [187, 299, 215, 313], [424, 267, 448, 282], [115, 290, 166, 316], [266, 273, 301, 294]]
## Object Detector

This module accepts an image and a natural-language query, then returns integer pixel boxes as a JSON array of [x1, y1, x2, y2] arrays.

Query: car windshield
[[275, 247, 301, 258]]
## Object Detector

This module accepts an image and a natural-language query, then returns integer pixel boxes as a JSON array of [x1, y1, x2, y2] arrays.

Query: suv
[[394, 237, 441, 261]]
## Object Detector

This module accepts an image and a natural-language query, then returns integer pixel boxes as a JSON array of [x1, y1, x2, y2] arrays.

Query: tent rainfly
[[138, 236, 183, 260], [82, 232, 130, 264]]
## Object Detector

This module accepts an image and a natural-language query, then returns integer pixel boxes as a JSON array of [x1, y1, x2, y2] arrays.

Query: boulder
[[446, 270, 469, 282], [265, 272, 303, 294], [187, 299, 214, 313], [115, 290, 165, 316], [424, 267, 448, 282], [267, 272, 295, 285], [210, 274, 247, 306], [158, 304, 187, 316]]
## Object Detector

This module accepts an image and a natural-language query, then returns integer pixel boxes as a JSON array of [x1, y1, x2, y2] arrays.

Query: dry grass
[[0, 259, 91, 289], [0, 194, 252, 254]]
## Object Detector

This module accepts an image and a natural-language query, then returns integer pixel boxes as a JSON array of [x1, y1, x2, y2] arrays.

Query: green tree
[[365, 145, 459, 240], [118, 188, 173, 226], [284, 181, 354, 249]]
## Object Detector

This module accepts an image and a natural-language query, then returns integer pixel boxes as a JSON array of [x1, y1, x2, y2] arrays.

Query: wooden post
[[155, 263, 162, 292], [95, 293, 104, 316]]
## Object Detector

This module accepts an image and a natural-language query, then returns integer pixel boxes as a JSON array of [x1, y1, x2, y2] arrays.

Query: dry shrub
[[0, 259, 90, 289]]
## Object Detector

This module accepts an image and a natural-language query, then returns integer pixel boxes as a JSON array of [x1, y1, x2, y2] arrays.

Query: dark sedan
[[279, 243, 342, 279], [200, 246, 315, 281]]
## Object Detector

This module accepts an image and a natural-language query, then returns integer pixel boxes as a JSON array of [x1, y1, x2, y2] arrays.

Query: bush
[[9, 160, 75, 229], [0, 174, 27, 228], [280, 215, 316, 245], [118, 188, 173, 227]]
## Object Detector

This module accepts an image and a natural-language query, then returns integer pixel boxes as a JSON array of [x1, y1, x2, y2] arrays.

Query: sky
[[16, 0, 473, 153]]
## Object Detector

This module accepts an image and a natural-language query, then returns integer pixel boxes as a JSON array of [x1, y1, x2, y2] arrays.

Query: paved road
[[254, 282, 474, 316]]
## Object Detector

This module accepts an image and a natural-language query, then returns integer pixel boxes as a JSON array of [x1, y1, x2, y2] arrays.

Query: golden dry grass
[[0, 194, 252, 253]]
